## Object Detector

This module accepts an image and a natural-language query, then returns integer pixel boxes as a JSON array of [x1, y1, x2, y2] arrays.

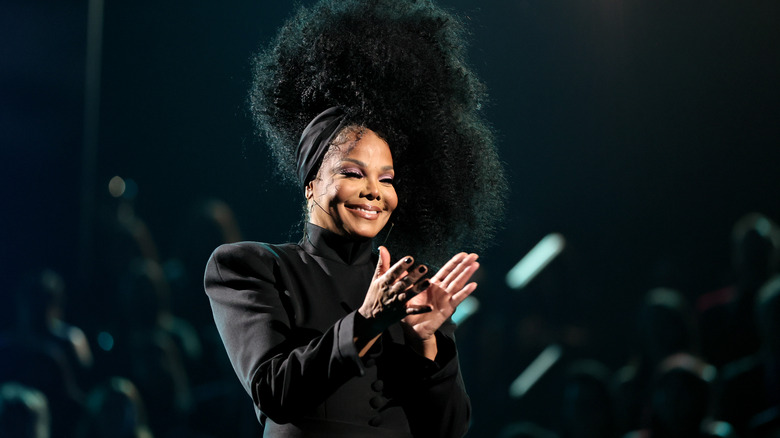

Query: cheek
[[317, 180, 342, 203], [331, 182, 356, 204], [386, 188, 399, 212]]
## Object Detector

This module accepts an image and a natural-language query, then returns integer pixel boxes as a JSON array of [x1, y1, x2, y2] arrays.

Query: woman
[[205, 0, 506, 436]]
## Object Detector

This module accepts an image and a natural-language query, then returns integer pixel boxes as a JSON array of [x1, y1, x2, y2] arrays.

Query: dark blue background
[[2, 0, 779, 435]]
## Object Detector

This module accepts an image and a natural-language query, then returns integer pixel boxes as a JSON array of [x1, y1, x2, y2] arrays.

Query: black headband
[[296, 106, 349, 188]]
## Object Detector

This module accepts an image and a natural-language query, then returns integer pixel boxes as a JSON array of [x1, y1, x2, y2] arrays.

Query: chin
[[346, 228, 380, 240], [345, 222, 386, 240]]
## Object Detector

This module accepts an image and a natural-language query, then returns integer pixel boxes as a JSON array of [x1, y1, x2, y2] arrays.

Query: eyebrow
[[341, 158, 394, 171]]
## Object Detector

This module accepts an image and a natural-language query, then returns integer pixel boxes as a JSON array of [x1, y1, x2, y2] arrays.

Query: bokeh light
[[108, 175, 125, 198]]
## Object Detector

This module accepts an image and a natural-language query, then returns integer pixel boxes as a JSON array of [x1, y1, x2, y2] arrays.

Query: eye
[[380, 176, 395, 184], [339, 168, 364, 178]]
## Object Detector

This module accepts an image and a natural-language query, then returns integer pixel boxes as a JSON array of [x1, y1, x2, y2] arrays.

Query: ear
[[305, 181, 314, 200]]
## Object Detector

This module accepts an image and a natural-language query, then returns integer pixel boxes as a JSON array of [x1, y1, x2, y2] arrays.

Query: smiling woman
[[204, 0, 505, 436], [306, 127, 398, 240]]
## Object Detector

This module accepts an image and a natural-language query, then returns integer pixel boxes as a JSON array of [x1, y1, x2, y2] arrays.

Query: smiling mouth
[[346, 205, 382, 220]]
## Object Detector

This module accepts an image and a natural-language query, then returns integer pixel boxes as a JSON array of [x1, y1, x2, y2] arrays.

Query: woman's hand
[[355, 246, 431, 355], [401, 252, 479, 359]]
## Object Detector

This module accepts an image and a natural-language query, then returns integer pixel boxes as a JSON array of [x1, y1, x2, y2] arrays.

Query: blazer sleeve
[[391, 323, 471, 438], [204, 242, 367, 423]]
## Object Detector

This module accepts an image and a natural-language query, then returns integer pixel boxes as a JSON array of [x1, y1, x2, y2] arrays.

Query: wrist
[[353, 312, 382, 357], [404, 328, 438, 360], [417, 337, 438, 361], [355, 308, 385, 338]]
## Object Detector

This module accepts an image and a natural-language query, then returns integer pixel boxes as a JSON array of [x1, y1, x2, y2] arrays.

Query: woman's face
[[306, 128, 398, 240]]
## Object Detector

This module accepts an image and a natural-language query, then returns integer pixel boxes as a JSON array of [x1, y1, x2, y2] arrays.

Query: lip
[[345, 204, 383, 220]]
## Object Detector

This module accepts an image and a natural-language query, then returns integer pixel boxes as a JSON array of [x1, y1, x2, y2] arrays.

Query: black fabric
[[296, 106, 348, 187], [204, 222, 471, 437]]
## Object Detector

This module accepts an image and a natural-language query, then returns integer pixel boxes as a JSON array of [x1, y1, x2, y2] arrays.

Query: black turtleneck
[[302, 222, 375, 266], [205, 223, 471, 437]]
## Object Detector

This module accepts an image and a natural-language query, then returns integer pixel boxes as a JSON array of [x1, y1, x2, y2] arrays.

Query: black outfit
[[204, 223, 470, 437]]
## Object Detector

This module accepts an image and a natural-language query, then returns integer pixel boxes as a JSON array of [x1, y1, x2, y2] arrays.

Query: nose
[[362, 178, 381, 200]]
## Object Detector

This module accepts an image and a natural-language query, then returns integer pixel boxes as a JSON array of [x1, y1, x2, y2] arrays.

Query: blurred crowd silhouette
[[2, 199, 779, 438], [482, 212, 780, 438], [1, 197, 259, 438]]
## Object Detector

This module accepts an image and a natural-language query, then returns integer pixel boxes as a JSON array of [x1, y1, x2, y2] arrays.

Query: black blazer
[[204, 223, 471, 438]]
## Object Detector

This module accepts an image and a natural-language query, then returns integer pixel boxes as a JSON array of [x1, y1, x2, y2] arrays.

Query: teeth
[[354, 207, 378, 214]]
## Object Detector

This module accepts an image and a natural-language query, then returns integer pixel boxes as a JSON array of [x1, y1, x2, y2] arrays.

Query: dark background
[[2, 0, 779, 436]]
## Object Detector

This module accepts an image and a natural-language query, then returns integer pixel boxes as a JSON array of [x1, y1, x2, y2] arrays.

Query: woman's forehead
[[326, 129, 393, 164]]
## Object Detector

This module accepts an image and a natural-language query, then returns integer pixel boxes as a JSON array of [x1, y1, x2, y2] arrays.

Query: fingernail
[[404, 257, 413, 264], [418, 265, 427, 273], [419, 280, 430, 289]]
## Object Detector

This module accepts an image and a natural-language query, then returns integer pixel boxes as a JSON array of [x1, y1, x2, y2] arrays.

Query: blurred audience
[[12, 269, 94, 388], [163, 199, 261, 438], [697, 213, 780, 368], [713, 274, 780, 437], [107, 258, 194, 436], [167, 198, 242, 331], [165, 198, 244, 387], [613, 287, 697, 436], [0, 382, 50, 438], [3, 270, 86, 438], [8, 202, 780, 437], [559, 359, 614, 438], [76, 377, 153, 438], [648, 353, 717, 438]]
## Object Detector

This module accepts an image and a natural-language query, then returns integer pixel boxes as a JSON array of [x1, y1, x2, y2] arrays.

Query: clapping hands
[[356, 246, 479, 358], [358, 246, 432, 335], [401, 251, 479, 342]]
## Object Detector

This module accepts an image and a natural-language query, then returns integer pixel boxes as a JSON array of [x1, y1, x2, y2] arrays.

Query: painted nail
[[418, 265, 427, 273]]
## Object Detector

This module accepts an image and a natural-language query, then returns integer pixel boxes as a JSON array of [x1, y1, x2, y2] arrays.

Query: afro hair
[[249, 0, 507, 266]]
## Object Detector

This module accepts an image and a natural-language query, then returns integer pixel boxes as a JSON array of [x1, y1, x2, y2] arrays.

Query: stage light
[[97, 331, 114, 351], [108, 175, 125, 197], [506, 233, 566, 290], [509, 344, 562, 398], [451, 296, 479, 325]]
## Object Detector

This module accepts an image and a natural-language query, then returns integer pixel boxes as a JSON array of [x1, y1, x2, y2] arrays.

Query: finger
[[450, 282, 478, 306], [381, 254, 415, 284], [411, 278, 431, 294], [406, 306, 432, 315], [389, 272, 415, 294], [383, 291, 406, 306], [389, 271, 428, 302], [431, 252, 467, 282], [442, 254, 479, 285], [374, 246, 392, 278], [388, 276, 430, 307], [446, 261, 480, 293], [382, 287, 418, 307], [400, 264, 428, 290]]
